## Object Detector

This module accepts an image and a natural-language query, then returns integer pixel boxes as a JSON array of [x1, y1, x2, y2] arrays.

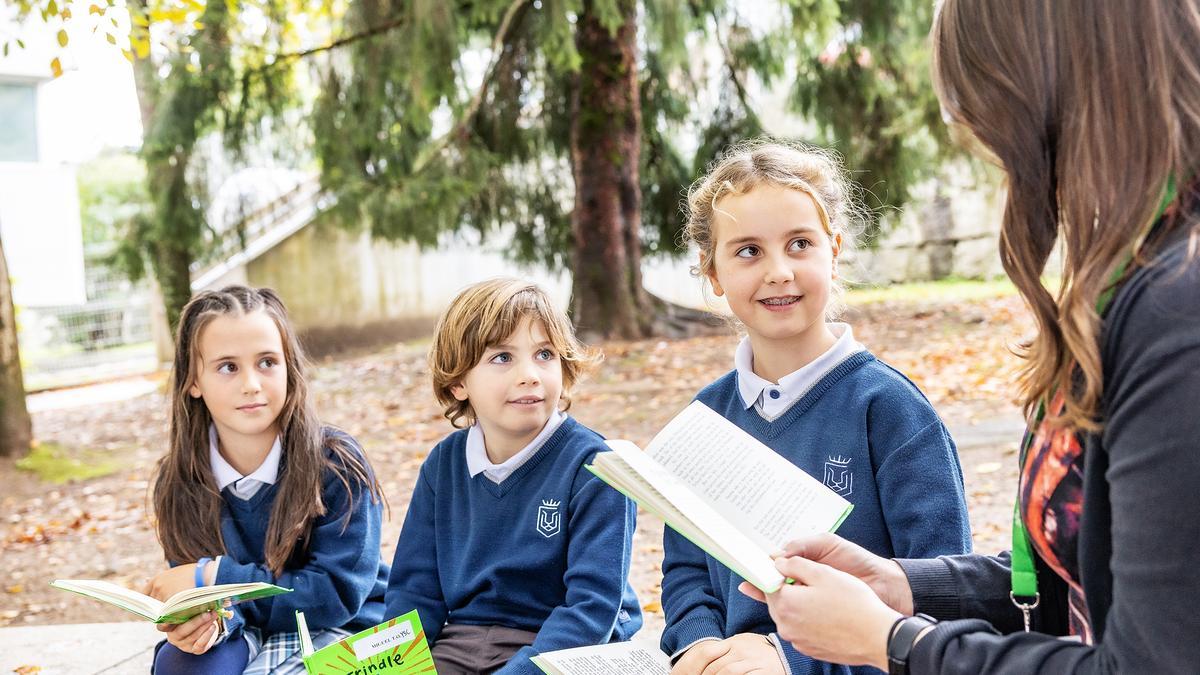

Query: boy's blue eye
[[536, 348, 556, 361], [489, 352, 512, 364], [789, 238, 812, 251], [735, 245, 760, 259]]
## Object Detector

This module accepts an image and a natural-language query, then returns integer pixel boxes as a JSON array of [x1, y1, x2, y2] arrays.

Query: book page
[[163, 582, 271, 609], [49, 580, 161, 620], [533, 642, 670, 675], [643, 401, 850, 552], [158, 582, 291, 623], [591, 447, 784, 590], [51, 579, 290, 623], [296, 611, 314, 658]]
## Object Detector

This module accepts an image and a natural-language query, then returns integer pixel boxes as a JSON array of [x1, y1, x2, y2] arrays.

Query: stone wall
[[847, 171, 1007, 285]]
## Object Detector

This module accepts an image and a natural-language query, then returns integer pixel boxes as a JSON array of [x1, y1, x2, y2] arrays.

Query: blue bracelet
[[195, 557, 212, 587]]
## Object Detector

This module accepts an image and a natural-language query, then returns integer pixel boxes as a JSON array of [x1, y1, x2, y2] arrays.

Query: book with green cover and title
[[587, 401, 853, 593], [49, 579, 291, 624], [297, 608, 436, 674]]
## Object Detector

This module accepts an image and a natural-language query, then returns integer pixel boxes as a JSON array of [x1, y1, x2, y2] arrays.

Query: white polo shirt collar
[[735, 322, 865, 418], [466, 410, 567, 484], [209, 425, 282, 500]]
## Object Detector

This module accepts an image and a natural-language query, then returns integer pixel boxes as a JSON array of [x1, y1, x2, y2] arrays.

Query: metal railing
[[18, 245, 157, 391]]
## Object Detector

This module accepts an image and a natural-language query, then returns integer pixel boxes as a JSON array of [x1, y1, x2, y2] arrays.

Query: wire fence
[[18, 244, 159, 391]]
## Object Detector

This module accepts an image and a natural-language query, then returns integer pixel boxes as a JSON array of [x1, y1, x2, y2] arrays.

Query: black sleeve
[[897, 552, 1067, 633], [905, 245, 1200, 674]]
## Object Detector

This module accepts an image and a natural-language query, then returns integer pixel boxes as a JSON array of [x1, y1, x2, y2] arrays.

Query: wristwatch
[[887, 613, 937, 675]]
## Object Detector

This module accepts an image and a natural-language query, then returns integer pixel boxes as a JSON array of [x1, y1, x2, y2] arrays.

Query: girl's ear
[[450, 382, 469, 402], [702, 251, 726, 297], [831, 231, 843, 279], [188, 380, 202, 399]]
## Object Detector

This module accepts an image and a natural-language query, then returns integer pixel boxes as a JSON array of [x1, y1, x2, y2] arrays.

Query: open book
[[50, 579, 290, 624], [588, 401, 853, 593], [532, 641, 670, 675], [297, 608, 434, 674]]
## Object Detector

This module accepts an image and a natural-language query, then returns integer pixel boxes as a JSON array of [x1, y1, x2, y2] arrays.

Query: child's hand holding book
[[157, 609, 226, 655]]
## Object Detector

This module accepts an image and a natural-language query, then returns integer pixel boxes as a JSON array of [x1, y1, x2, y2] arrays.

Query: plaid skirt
[[240, 625, 353, 675]]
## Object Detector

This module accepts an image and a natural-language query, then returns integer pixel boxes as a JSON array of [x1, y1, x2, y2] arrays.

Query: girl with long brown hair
[[144, 286, 387, 674], [739, 1, 1200, 673]]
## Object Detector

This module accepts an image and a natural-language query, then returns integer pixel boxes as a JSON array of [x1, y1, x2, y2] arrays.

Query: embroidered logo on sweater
[[823, 456, 853, 497], [536, 499, 562, 538]]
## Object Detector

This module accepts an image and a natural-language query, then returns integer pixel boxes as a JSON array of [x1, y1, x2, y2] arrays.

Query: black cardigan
[[896, 226, 1200, 674]]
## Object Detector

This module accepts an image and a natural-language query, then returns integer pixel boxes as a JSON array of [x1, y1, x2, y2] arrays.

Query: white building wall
[[0, 11, 141, 307], [0, 163, 86, 306]]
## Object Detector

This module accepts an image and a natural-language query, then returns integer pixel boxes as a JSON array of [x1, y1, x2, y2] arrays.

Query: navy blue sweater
[[385, 416, 642, 675], [212, 431, 388, 639], [661, 352, 972, 674]]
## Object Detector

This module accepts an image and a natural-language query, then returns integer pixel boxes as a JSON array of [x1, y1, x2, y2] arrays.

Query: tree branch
[[245, 13, 410, 75], [709, 9, 763, 130], [412, 0, 533, 172]]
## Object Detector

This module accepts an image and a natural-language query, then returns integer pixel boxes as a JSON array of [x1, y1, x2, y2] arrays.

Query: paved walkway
[[0, 622, 669, 674], [0, 622, 157, 674]]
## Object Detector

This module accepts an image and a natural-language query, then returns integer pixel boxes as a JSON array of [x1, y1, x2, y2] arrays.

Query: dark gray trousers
[[430, 623, 539, 674]]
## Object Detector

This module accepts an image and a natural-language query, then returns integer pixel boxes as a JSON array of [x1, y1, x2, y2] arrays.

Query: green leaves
[[781, 0, 950, 235], [537, 0, 582, 73]]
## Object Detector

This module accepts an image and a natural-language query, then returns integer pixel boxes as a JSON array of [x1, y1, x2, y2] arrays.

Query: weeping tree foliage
[[118, 0, 306, 334], [784, 0, 950, 237], [13, 0, 320, 335], [312, 0, 950, 338], [689, 0, 950, 237], [313, 0, 701, 339], [14, 0, 952, 343]]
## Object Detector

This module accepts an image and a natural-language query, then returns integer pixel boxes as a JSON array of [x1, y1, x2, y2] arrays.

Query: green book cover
[[297, 609, 436, 674]]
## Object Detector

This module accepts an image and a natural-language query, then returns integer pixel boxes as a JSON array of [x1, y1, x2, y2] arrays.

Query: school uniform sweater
[[385, 416, 642, 675], [212, 430, 389, 639], [661, 352, 973, 674]]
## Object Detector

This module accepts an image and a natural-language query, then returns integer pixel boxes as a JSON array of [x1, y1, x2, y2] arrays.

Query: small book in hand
[[50, 579, 291, 624], [587, 400, 853, 593]]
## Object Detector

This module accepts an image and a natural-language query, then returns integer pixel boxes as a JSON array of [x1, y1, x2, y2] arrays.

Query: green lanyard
[[1009, 177, 1178, 631]]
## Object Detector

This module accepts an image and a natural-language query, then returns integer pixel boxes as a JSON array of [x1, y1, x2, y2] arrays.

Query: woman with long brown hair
[[143, 286, 387, 674], [738, 1, 1200, 672]]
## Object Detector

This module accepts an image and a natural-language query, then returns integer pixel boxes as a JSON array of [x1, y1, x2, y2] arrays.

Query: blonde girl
[[661, 141, 972, 675]]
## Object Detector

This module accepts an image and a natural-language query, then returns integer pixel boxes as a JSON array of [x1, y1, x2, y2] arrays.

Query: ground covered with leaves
[[1, 289, 1030, 633]]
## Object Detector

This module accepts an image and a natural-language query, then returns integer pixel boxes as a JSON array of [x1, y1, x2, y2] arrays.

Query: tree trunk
[[0, 235, 32, 458], [128, 6, 195, 339], [569, 0, 653, 341], [150, 226, 195, 337]]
